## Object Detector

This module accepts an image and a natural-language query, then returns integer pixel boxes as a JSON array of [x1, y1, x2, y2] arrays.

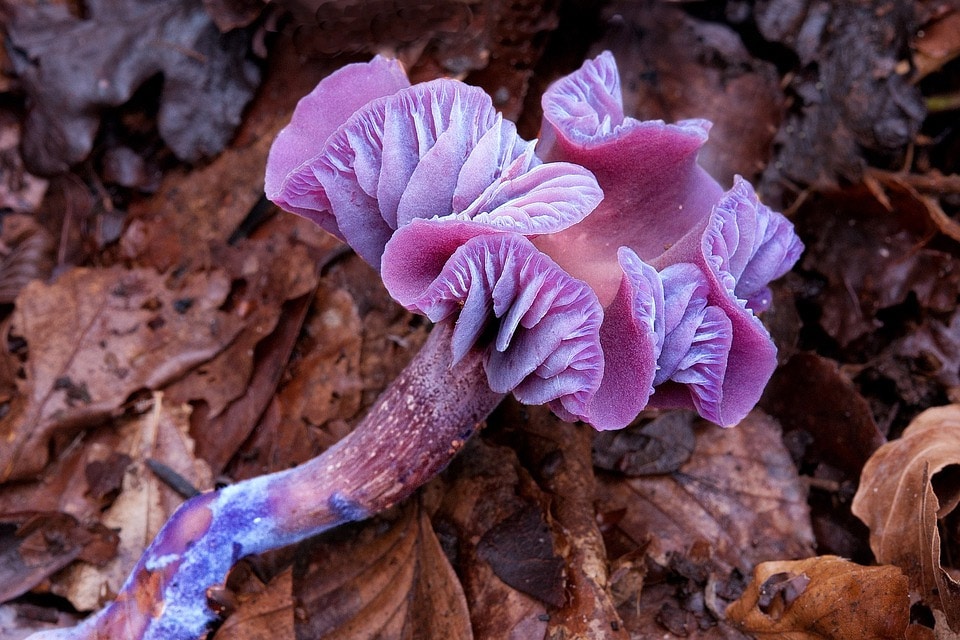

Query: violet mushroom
[[25, 53, 801, 640]]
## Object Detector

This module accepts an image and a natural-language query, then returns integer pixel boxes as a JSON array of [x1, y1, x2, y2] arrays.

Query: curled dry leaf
[[0, 266, 244, 481], [291, 500, 472, 640], [851, 404, 960, 631], [725, 556, 910, 639]]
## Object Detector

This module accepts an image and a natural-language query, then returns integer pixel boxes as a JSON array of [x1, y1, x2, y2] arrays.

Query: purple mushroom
[[27, 52, 801, 640]]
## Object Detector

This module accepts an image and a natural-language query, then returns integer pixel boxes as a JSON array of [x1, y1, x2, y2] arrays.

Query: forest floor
[[1, 1, 959, 638]]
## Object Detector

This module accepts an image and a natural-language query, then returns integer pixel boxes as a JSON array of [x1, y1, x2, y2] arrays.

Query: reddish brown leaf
[[726, 556, 910, 640], [852, 404, 960, 632], [437, 437, 553, 640], [214, 568, 295, 640], [0, 512, 118, 602], [502, 402, 629, 639], [762, 353, 885, 474], [597, 411, 815, 637], [292, 500, 472, 640], [476, 504, 565, 608], [163, 229, 320, 472], [0, 267, 244, 481], [914, 8, 960, 80], [797, 185, 960, 348]]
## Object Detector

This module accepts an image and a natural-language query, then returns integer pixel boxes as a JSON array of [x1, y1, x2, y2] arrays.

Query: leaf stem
[[27, 321, 502, 640]]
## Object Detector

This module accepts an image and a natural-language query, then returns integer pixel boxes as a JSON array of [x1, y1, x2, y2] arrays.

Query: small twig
[[146, 458, 201, 499]]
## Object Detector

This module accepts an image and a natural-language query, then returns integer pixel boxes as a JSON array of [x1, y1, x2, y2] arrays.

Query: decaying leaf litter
[[1, 0, 959, 638]]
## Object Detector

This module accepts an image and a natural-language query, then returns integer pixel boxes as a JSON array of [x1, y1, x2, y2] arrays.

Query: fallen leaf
[[0, 110, 48, 213], [914, 8, 960, 80], [0, 266, 244, 481], [460, 0, 559, 122], [501, 402, 629, 639], [163, 232, 320, 472], [592, 411, 697, 476], [436, 437, 553, 640], [851, 404, 960, 632], [56, 394, 213, 611], [797, 185, 959, 347], [6, 0, 260, 174], [726, 556, 910, 640], [214, 568, 294, 640], [292, 500, 472, 640], [287, 0, 486, 77], [0, 213, 55, 304], [476, 504, 565, 608], [874, 306, 960, 407], [597, 411, 815, 637], [762, 353, 885, 474], [0, 512, 118, 602]]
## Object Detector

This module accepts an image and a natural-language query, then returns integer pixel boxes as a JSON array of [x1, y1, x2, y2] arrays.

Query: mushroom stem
[[28, 321, 502, 640]]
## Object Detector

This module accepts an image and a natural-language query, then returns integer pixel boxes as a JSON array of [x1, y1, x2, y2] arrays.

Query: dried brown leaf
[[797, 186, 960, 347], [164, 231, 320, 472], [0, 266, 244, 481], [852, 404, 960, 631], [437, 437, 553, 640], [0, 213, 55, 304], [597, 411, 814, 637], [914, 9, 960, 80], [56, 395, 213, 611], [0, 512, 118, 602], [292, 501, 472, 640], [762, 353, 885, 474], [214, 568, 295, 640], [726, 556, 910, 640], [502, 402, 629, 639]]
